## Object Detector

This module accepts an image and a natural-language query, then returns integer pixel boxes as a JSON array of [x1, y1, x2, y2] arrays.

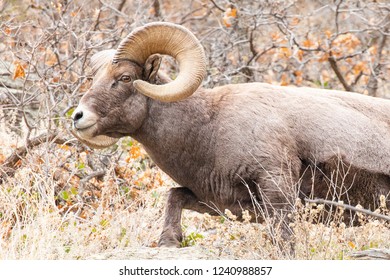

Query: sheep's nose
[[71, 105, 97, 130], [73, 110, 83, 122], [72, 109, 84, 128]]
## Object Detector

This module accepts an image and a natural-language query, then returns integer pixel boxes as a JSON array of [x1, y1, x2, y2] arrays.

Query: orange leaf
[[12, 62, 25, 80], [318, 53, 329, 62], [352, 61, 366, 75], [45, 49, 58, 66], [230, 8, 237, 18], [279, 47, 292, 58], [0, 153, 6, 164], [59, 144, 70, 151], [302, 39, 315, 48], [271, 32, 280, 41], [223, 16, 232, 28], [130, 144, 142, 159], [14, 159, 22, 168], [325, 30, 332, 39], [348, 241, 356, 249], [225, 7, 237, 18], [296, 49, 304, 61], [4, 27, 11, 35], [223, 7, 238, 28], [294, 71, 303, 85], [368, 45, 377, 55], [280, 73, 289, 86], [294, 70, 302, 77], [290, 17, 300, 26]]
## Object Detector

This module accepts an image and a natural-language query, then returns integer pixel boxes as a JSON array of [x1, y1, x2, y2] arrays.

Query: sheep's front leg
[[256, 168, 300, 254], [158, 187, 206, 247]]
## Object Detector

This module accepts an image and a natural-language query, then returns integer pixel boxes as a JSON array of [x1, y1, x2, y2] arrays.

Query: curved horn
[[113, 22, 206, 102]]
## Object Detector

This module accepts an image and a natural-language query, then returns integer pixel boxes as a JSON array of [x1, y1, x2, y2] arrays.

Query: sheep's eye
[[120, 75, 131, 83]]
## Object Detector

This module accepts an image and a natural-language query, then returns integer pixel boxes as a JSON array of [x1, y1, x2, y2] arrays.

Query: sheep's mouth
[[72, 122, 98, 139], [73, 123, 94, 132], [71, 128, 119, 149]]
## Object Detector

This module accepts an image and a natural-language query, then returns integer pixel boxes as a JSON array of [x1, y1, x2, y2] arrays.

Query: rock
[[87, 246, 219, 260]]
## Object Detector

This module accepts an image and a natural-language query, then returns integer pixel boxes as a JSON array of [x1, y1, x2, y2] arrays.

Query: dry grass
[[0, 132, 167, 259], [0, 131, 389, 260]]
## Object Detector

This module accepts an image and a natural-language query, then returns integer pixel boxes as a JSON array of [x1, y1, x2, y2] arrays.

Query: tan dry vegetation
[[1, 0, 390, 259], [0, 130, 389, 259]]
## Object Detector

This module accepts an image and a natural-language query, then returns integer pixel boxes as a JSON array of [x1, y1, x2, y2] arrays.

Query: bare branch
[[334, 0, 343, 34], [350, 249, 390, 260], [0, 132, 69, 181], [152, 0, 161, 18], [328, 55, 354, 92], [367, 30, 388, 97], [209, 0, 225, 12], [305, 198, 390, 222]]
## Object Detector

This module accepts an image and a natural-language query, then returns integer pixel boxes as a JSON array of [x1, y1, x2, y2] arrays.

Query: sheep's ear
[[90, 50, 116, 75], [143, 54, 162, 82]]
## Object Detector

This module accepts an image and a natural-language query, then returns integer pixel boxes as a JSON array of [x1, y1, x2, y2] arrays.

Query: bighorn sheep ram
[[72, 22, 390, 247]]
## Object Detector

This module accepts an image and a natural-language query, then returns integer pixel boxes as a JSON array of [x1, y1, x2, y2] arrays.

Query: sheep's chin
[[71, 130, 119, 149]]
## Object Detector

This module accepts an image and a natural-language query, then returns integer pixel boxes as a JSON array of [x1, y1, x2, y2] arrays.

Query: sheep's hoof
[[158, 237, 181, 248], [158, 228, 182, 248]]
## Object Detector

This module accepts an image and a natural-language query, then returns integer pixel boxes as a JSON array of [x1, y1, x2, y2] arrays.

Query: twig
[[0, 132, 68, 181], [350, 249, 390, 260], [209, 0, 225, 12], [78, 170, 106, 198], [99, 0, 129, 20], [117, 0, 127, 12], [351, 70, 363, 88], [335, 50, 365, 61], [328, 55, 354, 92], [152, 0, 161, 18], [180, 10, 212, 25], [0, 80, 21, 105], [334, 0, 343, 34], [305, 198, 390, 222], [80, 170, 106, 184], [367, 29, 388, 97]]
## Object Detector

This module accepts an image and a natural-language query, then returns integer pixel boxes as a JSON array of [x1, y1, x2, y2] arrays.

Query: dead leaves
[[270, 29, 374, 87], [0, 153, 6, 164], [12, 61, 26, 80], [222, 6, 237, 28]]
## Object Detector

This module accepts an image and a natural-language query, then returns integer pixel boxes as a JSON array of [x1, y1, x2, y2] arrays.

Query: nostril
[[73, 111, 83, 122]]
